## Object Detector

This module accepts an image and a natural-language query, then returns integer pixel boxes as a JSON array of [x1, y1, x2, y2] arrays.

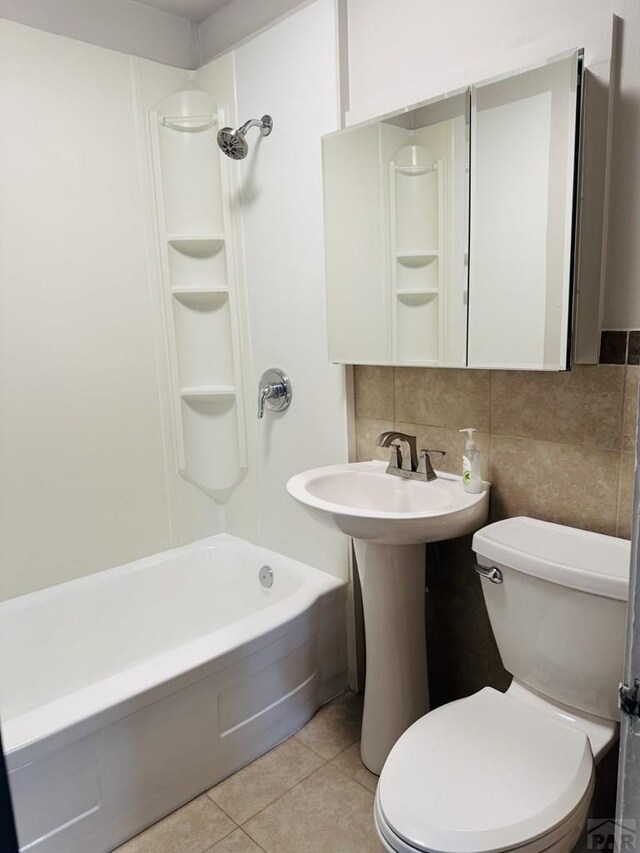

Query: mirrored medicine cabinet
[[322, 50, 591, 371]]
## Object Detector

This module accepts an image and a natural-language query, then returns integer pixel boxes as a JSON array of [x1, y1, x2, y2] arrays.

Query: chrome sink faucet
[[375, 431, 445, 482]]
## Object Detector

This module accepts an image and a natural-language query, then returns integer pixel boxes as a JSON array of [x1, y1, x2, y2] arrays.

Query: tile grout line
[[239, 761, 334, 838], [236, 736, 363, 833], [329, 758, 379, 797], [201, 822, 242, 853], [203, 791, 242, 826], [381, 417, 622, 454], [206, 737, 332, 828], [233, 741, 333, 828]]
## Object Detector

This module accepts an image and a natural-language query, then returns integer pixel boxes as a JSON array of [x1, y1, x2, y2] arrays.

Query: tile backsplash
[[353, 363, 638, 707], [354, 364, 638, 538]]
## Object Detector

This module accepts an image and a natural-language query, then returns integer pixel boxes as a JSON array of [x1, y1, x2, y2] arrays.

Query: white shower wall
[[0, 22, 221, 601], [1, 0, 349, 599], [216, 0, 350, 580]]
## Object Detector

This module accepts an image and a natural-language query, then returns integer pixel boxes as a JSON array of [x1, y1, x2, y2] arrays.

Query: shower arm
[[238, 116, 273, 137]]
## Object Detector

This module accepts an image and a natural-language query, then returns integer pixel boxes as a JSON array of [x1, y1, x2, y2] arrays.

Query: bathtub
[[0, 534, 347, 853]]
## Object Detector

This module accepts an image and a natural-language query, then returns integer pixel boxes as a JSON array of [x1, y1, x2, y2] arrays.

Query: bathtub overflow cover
[[259, 565, 274, 589]]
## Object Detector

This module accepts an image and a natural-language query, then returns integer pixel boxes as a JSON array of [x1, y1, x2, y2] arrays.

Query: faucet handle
[[257, 368, 292, 420], [418, 449, 446, 481]]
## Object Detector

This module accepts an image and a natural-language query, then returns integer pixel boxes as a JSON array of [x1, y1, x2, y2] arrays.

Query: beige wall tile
[[617, 452, 636, 539], [353, 366, 394, 419], [622, 367, 639, 452], [207, 737, 324, 824], [395, 421, 490, 480], [355, 417, 394, 462], [491, 365, 625, 448], [394, 368, 491, 431], [489, 435, 619, 535]]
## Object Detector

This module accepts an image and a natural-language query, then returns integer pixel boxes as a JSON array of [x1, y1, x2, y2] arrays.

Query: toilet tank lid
[[473, 517, 630, 601]]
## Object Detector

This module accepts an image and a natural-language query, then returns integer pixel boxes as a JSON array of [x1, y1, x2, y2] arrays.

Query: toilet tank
[[473, 517, 630, 721]]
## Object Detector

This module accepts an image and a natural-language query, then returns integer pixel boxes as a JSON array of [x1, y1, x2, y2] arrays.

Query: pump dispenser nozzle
[[459, 428, 477, 449], [459, 428, 481, 493]]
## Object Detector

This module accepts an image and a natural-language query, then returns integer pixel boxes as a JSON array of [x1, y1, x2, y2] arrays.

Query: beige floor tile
[[207, 736, 325, 824], [295, 691, 363, 759], [206, 828, 264, 853], [354, 366, 394, 420], [331, 742, 379, 792], [116, 795, 236, 853], [243, 765, 383, 853]]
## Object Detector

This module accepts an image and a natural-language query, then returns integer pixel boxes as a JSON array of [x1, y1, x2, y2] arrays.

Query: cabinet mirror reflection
[[322, 51, 582, 371]]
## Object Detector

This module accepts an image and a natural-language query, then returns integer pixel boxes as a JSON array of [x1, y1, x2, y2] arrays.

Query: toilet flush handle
[[474, 564, 503, 584]]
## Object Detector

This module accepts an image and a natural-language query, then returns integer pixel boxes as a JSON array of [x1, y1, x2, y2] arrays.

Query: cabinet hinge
[[619, 678, 640, 717]]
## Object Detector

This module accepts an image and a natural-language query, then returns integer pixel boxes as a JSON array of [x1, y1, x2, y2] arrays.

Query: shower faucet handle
[[257, 368, 292, 419]]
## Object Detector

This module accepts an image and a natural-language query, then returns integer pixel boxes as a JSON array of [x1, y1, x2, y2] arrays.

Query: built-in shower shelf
[[171, 286, 229, 305], [168, 235, 225, 256], [395, 164, 438, 176], [397, 289, 439, 304], [397, 251, 439, 267], [160, 114, 217, 133], [180, 385, 236, 402]]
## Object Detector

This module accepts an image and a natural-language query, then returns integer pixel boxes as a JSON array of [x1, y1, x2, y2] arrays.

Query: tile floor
[[116, 692, 384, 853]]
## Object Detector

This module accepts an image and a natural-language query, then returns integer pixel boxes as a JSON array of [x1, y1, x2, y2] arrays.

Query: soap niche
[[152, 88, 246, 497], [168, 237, 228, 296], [181, 397, 240, 494], [172, 297, 234, 388]]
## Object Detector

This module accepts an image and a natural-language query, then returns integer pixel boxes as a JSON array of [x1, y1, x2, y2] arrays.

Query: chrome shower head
[[217, 115, 273, 160]]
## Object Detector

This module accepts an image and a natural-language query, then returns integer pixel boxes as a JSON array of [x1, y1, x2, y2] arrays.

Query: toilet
[[375, 516, 630, 853]]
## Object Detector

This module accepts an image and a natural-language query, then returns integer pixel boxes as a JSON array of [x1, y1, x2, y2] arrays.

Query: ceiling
[[134, 0, 231, 23]]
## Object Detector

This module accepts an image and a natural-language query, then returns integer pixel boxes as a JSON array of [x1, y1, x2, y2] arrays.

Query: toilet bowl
[[375, 517, 630, 853]]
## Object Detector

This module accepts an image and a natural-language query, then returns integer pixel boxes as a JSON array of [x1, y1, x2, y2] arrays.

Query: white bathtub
[[0, 534, 347, 853]]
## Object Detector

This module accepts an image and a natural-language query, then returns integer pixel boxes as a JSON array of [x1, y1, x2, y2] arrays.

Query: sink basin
[[287, 460, 489, 545], [287, 459, 490, 774]]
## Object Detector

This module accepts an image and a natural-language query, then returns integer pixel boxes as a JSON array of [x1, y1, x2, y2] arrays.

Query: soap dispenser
[[459, 428, 482, 494]]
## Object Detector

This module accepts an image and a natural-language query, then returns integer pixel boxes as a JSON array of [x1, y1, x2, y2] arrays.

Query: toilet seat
[[376, 688, 595, 853]]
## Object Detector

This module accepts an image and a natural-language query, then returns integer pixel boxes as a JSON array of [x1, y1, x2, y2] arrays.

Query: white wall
[[220, 0, 350, 579], [344, 0, 640, 328], [0, 0, 315, 69], [0, 0, 198, 68], [0, 22, 222, 600], [198, 0, 309, 64]]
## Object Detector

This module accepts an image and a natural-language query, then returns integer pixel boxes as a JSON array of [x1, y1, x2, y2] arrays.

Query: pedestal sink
[[287, 460, 489, 773]]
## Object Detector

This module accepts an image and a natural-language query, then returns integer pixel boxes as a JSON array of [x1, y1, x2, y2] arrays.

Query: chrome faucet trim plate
[[257, 368, 292, 419]]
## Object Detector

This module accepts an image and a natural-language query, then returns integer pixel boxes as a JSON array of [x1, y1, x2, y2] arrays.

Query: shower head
[[217, 115, 273, 160]]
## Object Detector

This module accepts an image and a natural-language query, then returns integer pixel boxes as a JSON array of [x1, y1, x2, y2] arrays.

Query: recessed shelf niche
[[152, 88, 246, 497]]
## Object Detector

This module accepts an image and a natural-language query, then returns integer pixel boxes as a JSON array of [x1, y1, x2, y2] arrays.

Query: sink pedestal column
[[353, 540, 429, 775]]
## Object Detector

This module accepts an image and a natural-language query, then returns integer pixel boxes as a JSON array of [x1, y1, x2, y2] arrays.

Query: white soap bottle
[[459, 428, 482, 494]]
